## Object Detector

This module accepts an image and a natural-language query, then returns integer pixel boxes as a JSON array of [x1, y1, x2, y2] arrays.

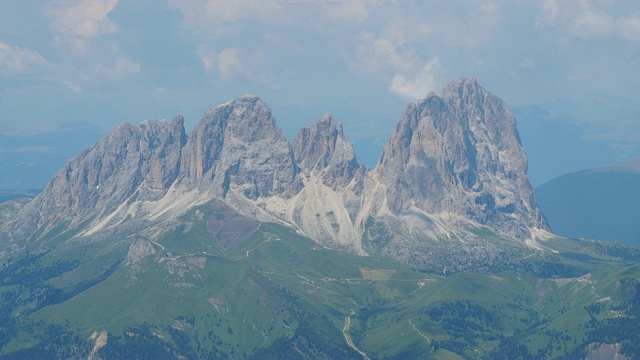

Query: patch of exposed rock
[[293, 114, 364, 190], [289, 114, 366, 250], [125, 236, 157, 264], [0, 198, 30, 225]]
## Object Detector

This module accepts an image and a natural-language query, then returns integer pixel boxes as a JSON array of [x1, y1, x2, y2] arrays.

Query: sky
[[1, 0, 640, 180]]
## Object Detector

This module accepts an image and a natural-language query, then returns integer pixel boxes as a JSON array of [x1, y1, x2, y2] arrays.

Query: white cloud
[[170, 0, 379, 29], [197, 46, 244, 78], [91, 57, 140, 80], [566, 9, 640, 41], [536, 0, 560, 27], [63, 80, 83, 93], [197, 45, 216, 73], [45, 0, 119, 53], [354, 32, 419, 76], [0, 43, 49, 76], [322, 0, 373, 23], [539, 3, 640, 41], [204, 0, 285, 23], [568, 10, 614, 38], [217, 48, 242, 78], [168, 0, 286, 33], [536, 0, 590, 28], [618, 14, 640, 41], [389, 57, 440, 101]]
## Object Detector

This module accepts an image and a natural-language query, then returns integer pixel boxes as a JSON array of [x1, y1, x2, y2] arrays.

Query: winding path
[[343, 309, 370, 360], [150, 239, 165, 252], [409, 280, 432, 296], [233, 235, 279, 261], [409, 318, 434, 353]]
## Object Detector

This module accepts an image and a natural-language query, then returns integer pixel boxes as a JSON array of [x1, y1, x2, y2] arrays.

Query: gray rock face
[[0, 199, 30, 225], [125, 236, 157, 264], [9, 117, 186, 239], [293, 114, 339, 172], [179, 95, 301, 200], [373, 77, 548, 239], [1, 79, 549, 256], [290, 114, 365, 249], [293, 114, 365, 190]]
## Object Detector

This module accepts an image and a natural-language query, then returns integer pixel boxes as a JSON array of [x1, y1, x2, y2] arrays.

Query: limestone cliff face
[[293, 114, 364, 190], [179, 95, 301, 200], [9, 117, 186, 239], [3, 95, 304, 243], [370, 77, 547, 239]]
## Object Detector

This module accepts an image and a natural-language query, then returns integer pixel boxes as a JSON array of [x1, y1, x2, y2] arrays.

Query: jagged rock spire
[[293, 114, 364, 189], [374, 77, 547, 239]]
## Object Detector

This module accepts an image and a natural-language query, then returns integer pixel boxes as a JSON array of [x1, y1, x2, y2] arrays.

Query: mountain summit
[[1, 78, 549, 268], [372, 77, 547, 240], [177, 94, 301, 199]]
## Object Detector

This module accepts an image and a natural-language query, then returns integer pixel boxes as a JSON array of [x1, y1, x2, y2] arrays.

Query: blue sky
[[1, 0, 639, 170]]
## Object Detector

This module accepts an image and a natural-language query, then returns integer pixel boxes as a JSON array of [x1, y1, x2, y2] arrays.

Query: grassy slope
[[0, 203, 639, 359]]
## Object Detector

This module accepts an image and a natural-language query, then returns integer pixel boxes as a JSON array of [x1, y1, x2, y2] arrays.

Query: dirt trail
[[409, 280, 432, 296], [343, 309, 370, 360], [409, 318, 433, 353], [150, 239, 165, 252], [233, 234, 279, 261]]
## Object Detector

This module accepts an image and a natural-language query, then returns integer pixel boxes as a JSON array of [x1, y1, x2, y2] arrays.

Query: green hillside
[[0, 201, 639, 359], [536, 164, 640, 247]]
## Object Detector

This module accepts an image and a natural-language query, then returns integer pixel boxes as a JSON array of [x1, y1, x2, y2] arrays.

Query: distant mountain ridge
[[536, 158, 640, 247], [1, 78, 549, 266], [513, 104, 640, 186], [0, 122, 104, 189]]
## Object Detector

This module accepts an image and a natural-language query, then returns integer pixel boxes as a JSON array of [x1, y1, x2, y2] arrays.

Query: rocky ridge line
[[1, 78, 549, 258]]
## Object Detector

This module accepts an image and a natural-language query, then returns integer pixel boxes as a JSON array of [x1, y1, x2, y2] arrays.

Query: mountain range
[[537, 158, 640, 247], [2, 78, 548, 268], [0, 78, 638, 359]]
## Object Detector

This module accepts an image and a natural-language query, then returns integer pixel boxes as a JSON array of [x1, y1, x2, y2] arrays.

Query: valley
[[0, 200, 638, 359]]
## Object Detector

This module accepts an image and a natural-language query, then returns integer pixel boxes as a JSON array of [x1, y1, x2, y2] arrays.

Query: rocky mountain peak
[[442, 76, 481, 97], [374, 77, 548, 239], [293, 114, 363, 189], [226, 95, 281, 143], [288, 114, 364, 250], [179, 95, 300, 200], [12, 118, 187, 240], [293, 113, 339, 171]]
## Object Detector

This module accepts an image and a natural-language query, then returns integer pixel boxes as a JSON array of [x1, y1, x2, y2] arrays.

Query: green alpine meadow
[[0, 202, 639, 359]]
